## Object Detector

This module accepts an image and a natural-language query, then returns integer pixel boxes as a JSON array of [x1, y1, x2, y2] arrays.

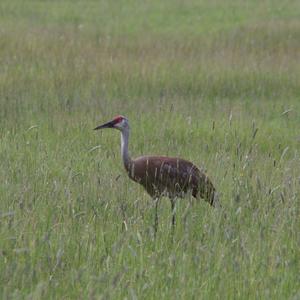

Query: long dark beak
[[94, 120, 115, 130]]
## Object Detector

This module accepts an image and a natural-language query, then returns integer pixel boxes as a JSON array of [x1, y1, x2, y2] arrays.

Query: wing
[[157, 159, 198, 190], [130, 156, 216, 204], [131, 156, 204, 197]]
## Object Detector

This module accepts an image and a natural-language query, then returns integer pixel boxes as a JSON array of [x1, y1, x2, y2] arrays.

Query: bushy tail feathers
[[197, 174, 221, 208]]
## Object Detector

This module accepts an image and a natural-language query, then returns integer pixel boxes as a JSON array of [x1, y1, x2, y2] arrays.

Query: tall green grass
[[0, 0, 299, 299]]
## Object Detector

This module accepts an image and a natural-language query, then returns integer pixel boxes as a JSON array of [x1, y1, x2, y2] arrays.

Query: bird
[[94, 115, 219, 233]]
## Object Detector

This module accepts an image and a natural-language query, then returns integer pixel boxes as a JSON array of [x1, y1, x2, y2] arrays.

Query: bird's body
[[95, 115, 218, 232], [124, 155, 215, 204]]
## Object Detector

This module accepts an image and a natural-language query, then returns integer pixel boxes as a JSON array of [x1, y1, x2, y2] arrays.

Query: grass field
[[0, 0, 300, 299]]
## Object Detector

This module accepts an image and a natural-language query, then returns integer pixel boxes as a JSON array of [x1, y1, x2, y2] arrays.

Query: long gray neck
[[120, 128, 131, 171]]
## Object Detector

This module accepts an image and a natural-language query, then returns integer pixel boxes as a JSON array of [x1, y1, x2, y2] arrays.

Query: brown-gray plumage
[[125, 156, 216, 205], [94, 115, 218, 233]]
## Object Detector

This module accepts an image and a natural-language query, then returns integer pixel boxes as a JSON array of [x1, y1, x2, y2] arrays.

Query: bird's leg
[[170, 198, 177, 232], [154, 197, 160, 236]]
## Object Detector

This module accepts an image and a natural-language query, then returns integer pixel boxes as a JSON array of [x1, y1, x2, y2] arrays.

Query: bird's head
[[94, 115, 129, 132]]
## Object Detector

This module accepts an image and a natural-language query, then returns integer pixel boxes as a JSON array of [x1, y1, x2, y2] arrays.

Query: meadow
[[0, 0, 299, 298]]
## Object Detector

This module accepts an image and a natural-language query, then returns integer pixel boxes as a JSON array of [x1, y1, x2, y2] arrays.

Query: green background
[[0, 1, 299, 299]]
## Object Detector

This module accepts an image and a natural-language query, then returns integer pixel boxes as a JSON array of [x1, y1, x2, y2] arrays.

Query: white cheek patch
[[115, 120, 124, 128]]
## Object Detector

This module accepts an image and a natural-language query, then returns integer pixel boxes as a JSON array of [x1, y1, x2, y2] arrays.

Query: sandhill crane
[[94, 115, 219, 233]]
